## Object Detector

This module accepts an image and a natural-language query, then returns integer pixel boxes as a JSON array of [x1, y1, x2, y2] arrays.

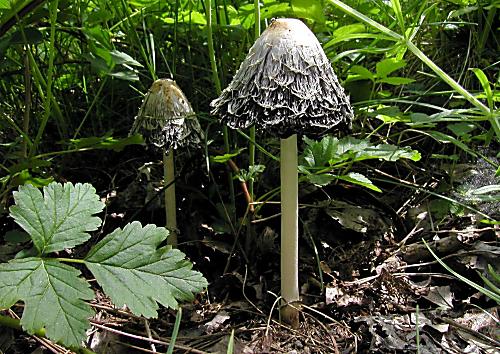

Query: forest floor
[[1, 147, 499, 354]]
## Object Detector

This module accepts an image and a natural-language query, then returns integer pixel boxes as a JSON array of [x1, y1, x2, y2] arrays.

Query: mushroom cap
[[211, 18, 353, 138], [130, 79, 203, 150]]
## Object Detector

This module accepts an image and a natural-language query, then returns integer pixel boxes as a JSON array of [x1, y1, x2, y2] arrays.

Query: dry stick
[[143, 319, 157, 353], [440, 317, 500, 348], [90, 322, 207, 354]]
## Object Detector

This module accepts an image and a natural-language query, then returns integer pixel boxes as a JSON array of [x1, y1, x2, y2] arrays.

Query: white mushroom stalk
[[211, 18, 353, 327], [131, 79, 203, 247]]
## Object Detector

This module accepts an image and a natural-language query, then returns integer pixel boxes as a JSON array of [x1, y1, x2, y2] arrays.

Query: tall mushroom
[[211, 18, 353, 327], [130, 79, 203, 247]]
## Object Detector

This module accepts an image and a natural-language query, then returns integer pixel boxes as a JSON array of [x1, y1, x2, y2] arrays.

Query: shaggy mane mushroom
[[131, 79, 203, 247], [211, 18, 353, 328]]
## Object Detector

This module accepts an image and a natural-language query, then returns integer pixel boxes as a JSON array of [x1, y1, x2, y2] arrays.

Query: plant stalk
[[164, 148, 177, 247], [249, 0, 261, 202], [280, 134, 300, 328], [22, 48, 31, 158], [30, 0, 59, 156], [205, 0, 236, 221]]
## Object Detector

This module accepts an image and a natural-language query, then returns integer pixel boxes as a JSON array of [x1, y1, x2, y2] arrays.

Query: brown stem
[[226, 159, 254, 213]]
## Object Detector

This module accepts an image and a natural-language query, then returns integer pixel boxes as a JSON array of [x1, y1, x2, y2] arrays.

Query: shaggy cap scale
[[130, 79, 203, 150], [210, 18, 353, 138]]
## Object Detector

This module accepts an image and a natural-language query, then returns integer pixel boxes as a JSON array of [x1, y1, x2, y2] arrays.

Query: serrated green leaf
[[84, 222, 207, 318], [0, 257, 94, 346], [306, 173, 336, 186], [302, 135, 340, 167], [9, 183, 104, 255], [300, 136, 421, 172], [362, 144, 422, 161], [337, 173, 382, 192]]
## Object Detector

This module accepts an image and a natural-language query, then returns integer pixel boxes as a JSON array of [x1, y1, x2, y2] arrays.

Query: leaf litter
[[4, 176, 499, 353]]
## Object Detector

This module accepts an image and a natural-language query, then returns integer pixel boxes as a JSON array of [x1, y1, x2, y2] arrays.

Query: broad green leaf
[[306, 174, 336, 186], [300, 136, 421, 171], [0, 257, 94, 346], [68, 134, 143, 152], [361, 144, 421, 162], [85, 222, 207, 318], [10, 170, 54, 188], [291, 0, 325, 23], [325, 33, 392, 48], [211, 148, 245, 163], [109, 70, 140, 81], [348, 65, 375, 81], [9, 183, 104, 255], [447, 122, 477, 137], [377, 76, 415, 85], [109, 50, 143, 67], [335, 137, 370, 155], [376, 58, 407, 78], [332, 23, 366, 38], [336, 173, 382, 192]]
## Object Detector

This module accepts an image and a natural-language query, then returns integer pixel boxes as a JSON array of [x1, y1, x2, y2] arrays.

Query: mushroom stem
[[163, 148, 177, 247], [280, 133, 300, 328]]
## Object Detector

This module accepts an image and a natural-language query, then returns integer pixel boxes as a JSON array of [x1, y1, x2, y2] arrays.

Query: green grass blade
[[390, 0, 405, 34], [423, 240, 500, 303], [166, 307, 182, 354], [227, 329, 235, 354]]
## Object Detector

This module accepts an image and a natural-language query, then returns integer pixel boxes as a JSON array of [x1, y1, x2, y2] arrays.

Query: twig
[[440, 317, 500, 347], [143, 319, 156, 353], [90, 321, 208, 354]]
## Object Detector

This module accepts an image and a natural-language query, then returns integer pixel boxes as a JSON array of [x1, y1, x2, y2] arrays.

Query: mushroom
[[130, 79, 203, 247], [211, 18, 353, 327]]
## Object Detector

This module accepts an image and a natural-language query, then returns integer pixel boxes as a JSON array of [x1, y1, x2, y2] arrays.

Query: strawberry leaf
[[0, 257, 94, 346], [9, 183, 104, 255], [85, 222, 207, 318]]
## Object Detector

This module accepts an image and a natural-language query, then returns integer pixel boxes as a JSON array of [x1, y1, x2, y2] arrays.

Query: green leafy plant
[[344, 57, 415, 100], [299, 135, 421, 191], [0, 182, 207, 347]]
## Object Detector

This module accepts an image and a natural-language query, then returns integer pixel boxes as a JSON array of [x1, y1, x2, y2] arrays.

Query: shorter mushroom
[[130, 79, 203, 247], [211, 18, 353, 327]]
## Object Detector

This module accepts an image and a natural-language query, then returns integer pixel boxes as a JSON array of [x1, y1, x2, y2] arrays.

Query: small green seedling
[[0, 182, 207, 347]]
